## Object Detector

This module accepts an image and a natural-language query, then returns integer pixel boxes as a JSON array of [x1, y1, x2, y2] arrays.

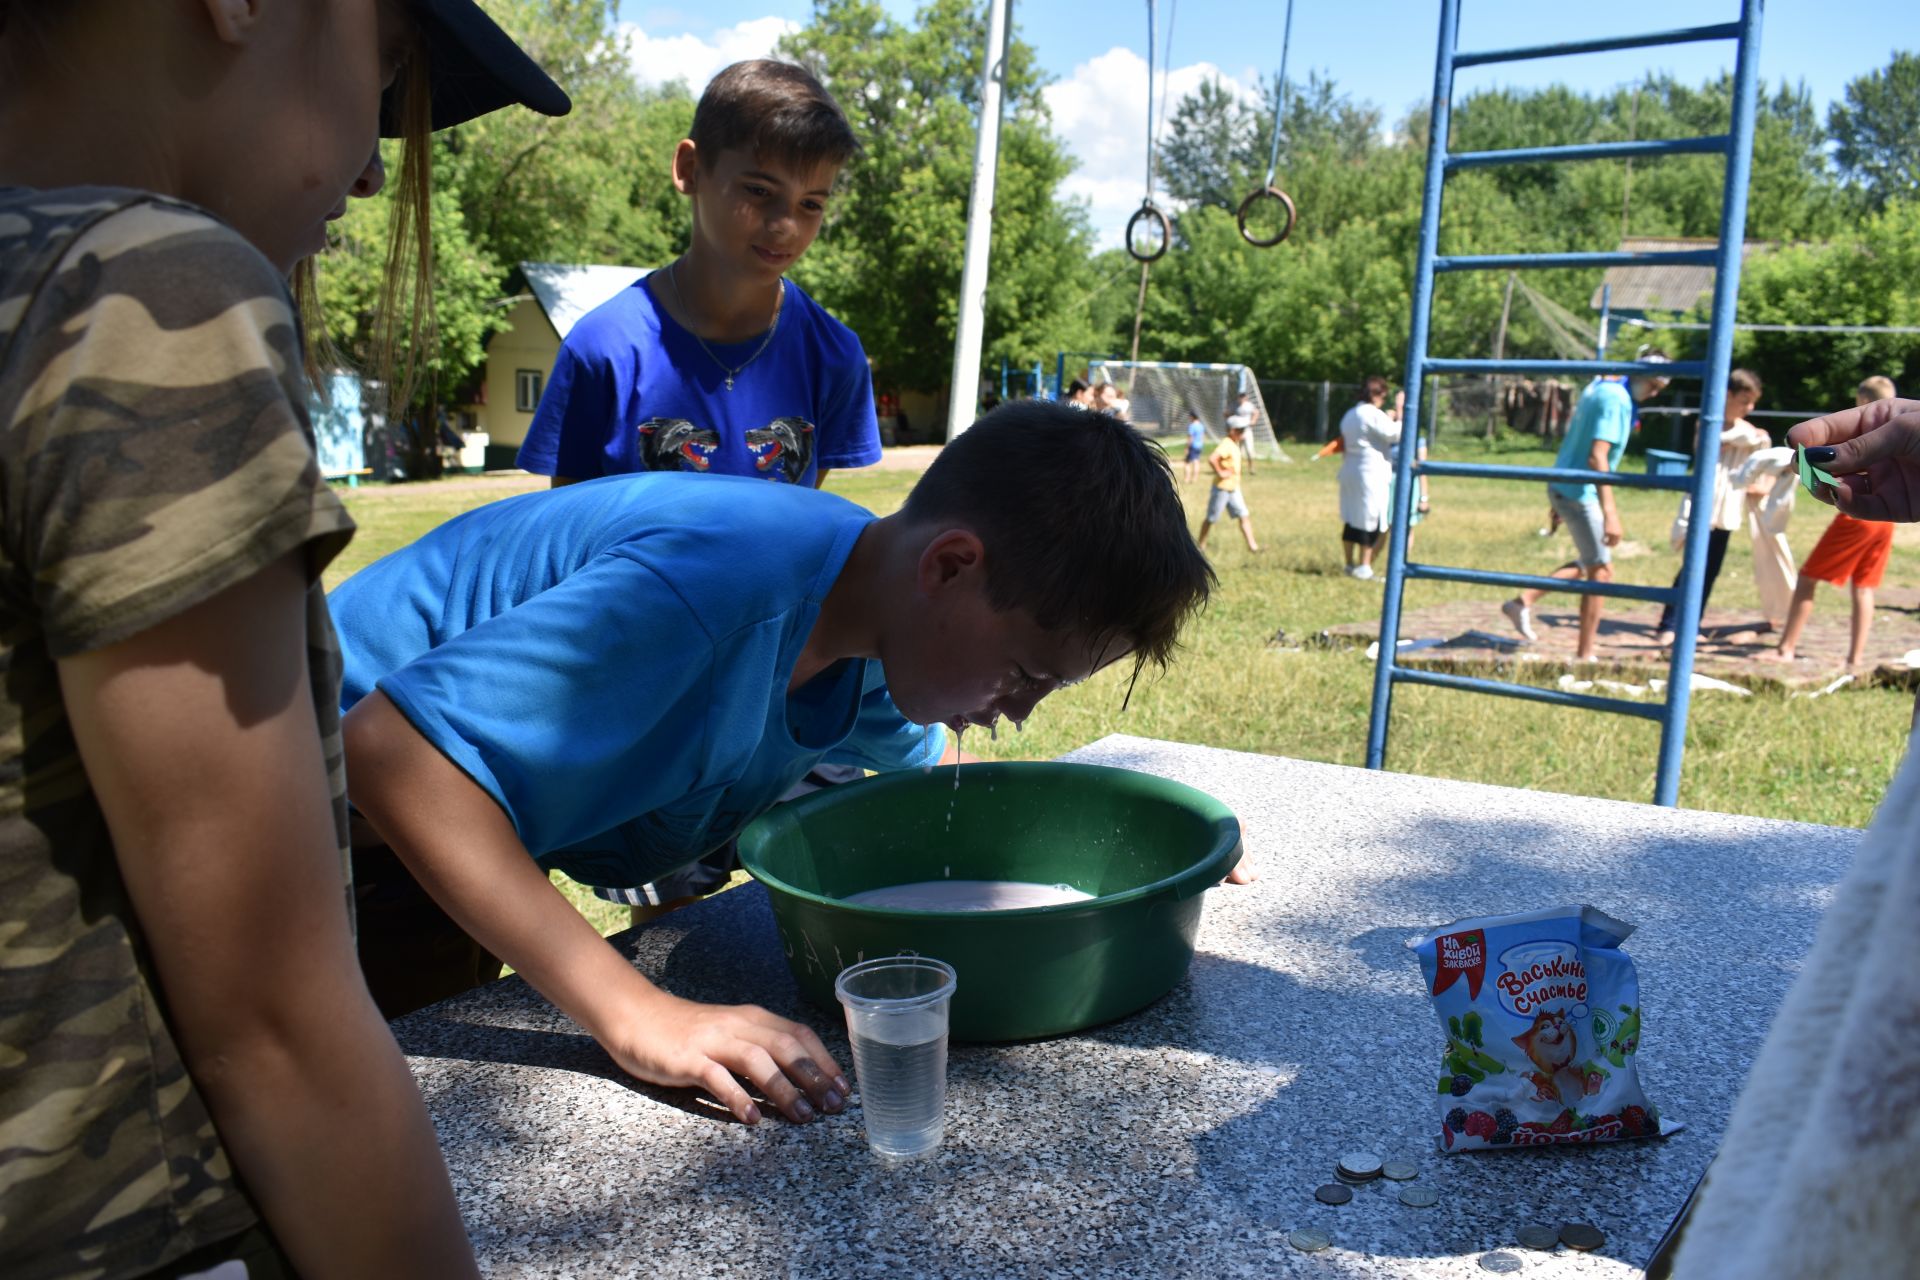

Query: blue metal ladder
[[1367, 0, 1765, 807]]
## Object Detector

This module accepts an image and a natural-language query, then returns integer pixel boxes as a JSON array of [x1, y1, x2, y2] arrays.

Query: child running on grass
[[1196, 420, 1261, 554], [0, 1, 567, 1274], [329, 403, 1218, 1128], [1764, 376, 1902, 669]]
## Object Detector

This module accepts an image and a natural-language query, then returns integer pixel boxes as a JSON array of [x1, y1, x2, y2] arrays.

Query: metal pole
[[1315, 380, 1329, 441], [1654, 0, 1763, 807], [1489, 271, 1515, 440], [945, 0, 1012, 441], [1597, 282, 1612, 357], [1054, 351, 1066, 400], [1367, 0, 1458, 772]]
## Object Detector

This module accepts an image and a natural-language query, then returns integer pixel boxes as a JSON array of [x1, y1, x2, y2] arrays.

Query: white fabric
[[1744, 451, 1799, 626], [1336, 402, 1401, 531], [1709, 420, 1773, 530], [1672, 731, 1920, 1279]]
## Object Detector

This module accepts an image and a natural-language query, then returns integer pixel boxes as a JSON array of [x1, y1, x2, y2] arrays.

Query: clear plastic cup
[[834, 955, 957, 1158]]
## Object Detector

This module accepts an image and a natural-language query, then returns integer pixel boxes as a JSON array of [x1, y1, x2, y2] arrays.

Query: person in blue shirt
[[1183, 410, 1207, 482], [1502, 352, 1671, 660], [515, 60, 878, 490], [333, 402, 1215, 1130]]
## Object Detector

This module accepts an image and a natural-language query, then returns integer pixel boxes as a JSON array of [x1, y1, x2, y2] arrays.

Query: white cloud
[[619, 16, 801, 93], [1044, 48, 1265, 250]]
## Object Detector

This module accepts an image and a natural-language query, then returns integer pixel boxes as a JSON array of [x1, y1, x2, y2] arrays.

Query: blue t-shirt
[[516, 275, 881, 486], [1550, 379, 1634, 502], [330, 476, 944, 888], [1186, 420, 1206, 449]]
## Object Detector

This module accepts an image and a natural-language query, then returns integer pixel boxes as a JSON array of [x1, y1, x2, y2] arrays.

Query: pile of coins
[[1290, 1151, 1610, 1262], [1477, 1224, 1606, 1270], [1293, 1152, 1445, 1253]]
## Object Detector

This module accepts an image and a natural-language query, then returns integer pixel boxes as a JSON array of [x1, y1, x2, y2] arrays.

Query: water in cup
[[848, 1005, 948, 1156], [835, 955, 956, 1158]]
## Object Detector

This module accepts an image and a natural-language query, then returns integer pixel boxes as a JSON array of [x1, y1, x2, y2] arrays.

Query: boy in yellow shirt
[[1196, 421, 1261, 553]]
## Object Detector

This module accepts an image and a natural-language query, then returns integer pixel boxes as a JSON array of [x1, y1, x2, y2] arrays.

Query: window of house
[[515, 369, 543, 413]]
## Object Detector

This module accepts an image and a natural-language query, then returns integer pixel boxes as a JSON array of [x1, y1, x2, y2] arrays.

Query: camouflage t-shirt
[[0, 189, 356, 1279]]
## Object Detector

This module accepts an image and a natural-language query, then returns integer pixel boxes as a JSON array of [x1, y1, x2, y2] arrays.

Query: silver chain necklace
[[664, 260, 785, 392]]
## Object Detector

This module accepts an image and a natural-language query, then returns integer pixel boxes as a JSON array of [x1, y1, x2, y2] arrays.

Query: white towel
[[1671, 732, 1920, 1277]]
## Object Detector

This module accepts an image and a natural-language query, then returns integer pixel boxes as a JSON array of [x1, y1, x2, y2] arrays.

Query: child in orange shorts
[[1764, 377, 1901, 668]]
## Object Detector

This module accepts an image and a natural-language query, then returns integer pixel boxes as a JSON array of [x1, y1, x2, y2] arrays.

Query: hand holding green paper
[[1796, 443, 1838, 498], [1786, 398, 1920, 522]]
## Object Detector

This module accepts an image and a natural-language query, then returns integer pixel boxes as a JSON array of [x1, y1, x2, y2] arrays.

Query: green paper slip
[[1797, 444, 1838, 496]]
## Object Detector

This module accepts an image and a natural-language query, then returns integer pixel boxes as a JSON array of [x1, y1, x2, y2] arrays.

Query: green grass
[[333, 437, 1916, 933]]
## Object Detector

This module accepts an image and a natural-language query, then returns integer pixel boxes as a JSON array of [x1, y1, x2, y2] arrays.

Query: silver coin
[[1334, 1169, 1373, 1186], [1314, 1183, 1354, 1206], [1381, 1159, 1419, 1181], [1479, 1252, 1524, 1274], [1559, 1222, 1606, 1252], [1398, 1185, 1439, 1208], [1337, 1152, 1383, 1179], [1288, 1228, 1331, 1254], [1515, 1224, 1559, 1251]]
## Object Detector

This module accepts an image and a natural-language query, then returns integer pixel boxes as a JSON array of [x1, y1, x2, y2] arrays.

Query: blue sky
[[614, 1, 1908, 244]]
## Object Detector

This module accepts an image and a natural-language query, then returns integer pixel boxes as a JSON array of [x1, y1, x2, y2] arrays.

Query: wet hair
[[1361, 375, 1390, 400], [690, 59, 859, 175], [1858, 375, 1897, 401], [902, 401, 1215, 680], [1728, 368, 1762, 399]]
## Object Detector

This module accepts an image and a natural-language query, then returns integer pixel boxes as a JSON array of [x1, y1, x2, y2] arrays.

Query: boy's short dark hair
[[903, 402, 1214, 676], [690, 60, 860, 174], [1361, 375, 1390, 400], [1728, 368, 1762, 398]]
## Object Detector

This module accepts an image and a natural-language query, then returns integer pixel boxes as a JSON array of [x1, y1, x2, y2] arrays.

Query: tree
[[1829, 51, 1920, 211], [777, 0, 1100, 392]]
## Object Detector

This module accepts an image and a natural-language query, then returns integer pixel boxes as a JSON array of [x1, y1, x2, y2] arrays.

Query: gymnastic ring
[[1125, 201, 1171, 263], [1236, 185, 1298, 248]]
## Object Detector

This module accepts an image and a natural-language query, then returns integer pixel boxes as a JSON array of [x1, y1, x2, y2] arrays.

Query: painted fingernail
[[835, 1075, 851, 1094], [823, 1090, 844, 1113], [1806, 447, 1837, 464], [792, 1098, 815, 1122]]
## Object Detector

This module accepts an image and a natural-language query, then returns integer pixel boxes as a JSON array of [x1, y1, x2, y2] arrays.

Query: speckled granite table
[[397, 735, 1862, 1278]]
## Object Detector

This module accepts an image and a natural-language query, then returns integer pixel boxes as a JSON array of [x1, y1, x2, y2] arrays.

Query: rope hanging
[[1238, 0, 1298, 248], [1125, 0, 1174, 264]]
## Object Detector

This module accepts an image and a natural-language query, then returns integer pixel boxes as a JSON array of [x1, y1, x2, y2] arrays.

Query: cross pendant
[[723, 374, 735, 391]]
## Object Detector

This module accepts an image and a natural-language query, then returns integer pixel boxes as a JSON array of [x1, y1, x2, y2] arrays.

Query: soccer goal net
[[1086, 359, 1290, 462]]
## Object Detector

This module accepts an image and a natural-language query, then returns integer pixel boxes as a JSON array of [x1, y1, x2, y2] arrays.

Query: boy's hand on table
[[611, 991, 849, 1126]]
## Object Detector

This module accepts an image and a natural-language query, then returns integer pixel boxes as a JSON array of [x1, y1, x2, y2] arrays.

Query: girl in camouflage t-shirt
[[0, 2, 566, 1277]]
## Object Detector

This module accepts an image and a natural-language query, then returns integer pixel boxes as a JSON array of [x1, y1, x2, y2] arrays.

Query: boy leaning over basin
[[330, 403, 1219, 1127]]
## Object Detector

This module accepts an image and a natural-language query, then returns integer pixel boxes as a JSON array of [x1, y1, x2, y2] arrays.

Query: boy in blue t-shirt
[[516, 59, 879, 490], [1501, 353, 1671, 659], [333, 403, 1216, 1131]]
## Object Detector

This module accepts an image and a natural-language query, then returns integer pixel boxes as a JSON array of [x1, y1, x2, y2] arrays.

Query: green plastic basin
[[736, 761, 1242, 1041]]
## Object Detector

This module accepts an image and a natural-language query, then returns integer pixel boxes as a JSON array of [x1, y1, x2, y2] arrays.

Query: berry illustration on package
[[1407, 906, 1677, 1152]]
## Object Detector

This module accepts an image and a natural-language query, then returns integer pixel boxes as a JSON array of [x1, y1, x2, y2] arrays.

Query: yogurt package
[[1407, 905, 1672, 1151]]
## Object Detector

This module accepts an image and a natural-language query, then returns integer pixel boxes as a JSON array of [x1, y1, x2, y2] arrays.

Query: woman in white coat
[[1337, 375, 1402, 579]]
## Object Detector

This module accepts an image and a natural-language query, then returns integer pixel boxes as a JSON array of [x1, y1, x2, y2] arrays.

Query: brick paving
[[1321, 588, 1920, 692]]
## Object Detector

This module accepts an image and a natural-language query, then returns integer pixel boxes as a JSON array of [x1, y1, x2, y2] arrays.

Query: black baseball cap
[[382, 0, 572, 135]]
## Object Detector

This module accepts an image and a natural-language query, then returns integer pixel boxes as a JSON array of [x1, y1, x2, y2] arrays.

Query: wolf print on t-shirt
[[637, 415, 815, 484]]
